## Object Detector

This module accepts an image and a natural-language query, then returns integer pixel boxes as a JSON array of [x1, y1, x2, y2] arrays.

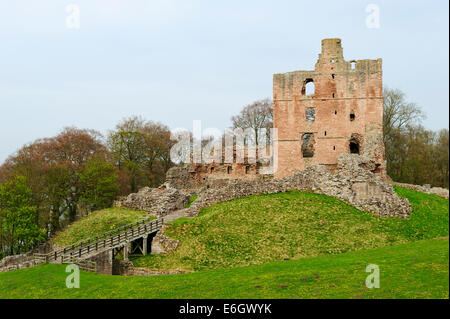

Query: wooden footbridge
[[32, 217, 164, 270]]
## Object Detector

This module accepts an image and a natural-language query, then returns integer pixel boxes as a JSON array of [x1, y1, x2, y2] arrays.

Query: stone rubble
[[114, 186, 190, 217], [150, 226, 180, 255], [391, 182, 449, 200]]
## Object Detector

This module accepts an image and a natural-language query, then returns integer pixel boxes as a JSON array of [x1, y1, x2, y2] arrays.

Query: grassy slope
[[0, 238, 447, 299], [52, 208, 149, 247], [132, 188, 449, 272]]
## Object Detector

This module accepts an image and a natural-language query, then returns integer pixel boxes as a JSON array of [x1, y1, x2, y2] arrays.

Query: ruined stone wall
[[165, 163, 271, 194], [166, 144, 274, 192], [165, 163, 261, 192], [273, 38, 385, 178], [114, 186, 190, 217], [84, 249, 113, 275], [176, 154, 411, 219], [392, 182, 449, 199], [0, 243, 54, 273], [150, 225, 180, 255], [0, 253, 38, 273]]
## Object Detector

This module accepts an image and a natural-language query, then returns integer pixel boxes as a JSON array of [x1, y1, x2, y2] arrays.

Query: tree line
[[0, 119, 174, 258], [383, 88, 448, 188]]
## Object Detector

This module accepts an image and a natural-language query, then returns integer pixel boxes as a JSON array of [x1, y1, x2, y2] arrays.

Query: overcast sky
[[0, 0, 448, 163]]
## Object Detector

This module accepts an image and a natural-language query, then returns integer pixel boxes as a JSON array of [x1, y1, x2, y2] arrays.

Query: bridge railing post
[[123, 242, 129, 261], [143, 235, 148, 256]]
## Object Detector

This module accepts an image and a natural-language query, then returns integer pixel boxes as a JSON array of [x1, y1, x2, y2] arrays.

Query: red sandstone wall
[[273, 38, 384, 178]]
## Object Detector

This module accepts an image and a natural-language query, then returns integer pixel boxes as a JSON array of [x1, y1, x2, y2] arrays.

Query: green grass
[[185, 194, 198, 208], [52, 207, 150, 247], [0, 238, 447, 299], [132, 188, 448, 272], [389, 186, 450, 240]]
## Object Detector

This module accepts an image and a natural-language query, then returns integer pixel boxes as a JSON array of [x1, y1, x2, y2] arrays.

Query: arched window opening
[[351, 61, 356, 70], [302, 79, 315, 96], [331, 74, 335, 79], [350, 111, 356, 121]]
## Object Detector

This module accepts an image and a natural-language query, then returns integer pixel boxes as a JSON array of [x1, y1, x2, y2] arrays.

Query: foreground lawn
[[0, 238, 448, 299], [52, 208, 149, 247], [132, 189, 449, 272]]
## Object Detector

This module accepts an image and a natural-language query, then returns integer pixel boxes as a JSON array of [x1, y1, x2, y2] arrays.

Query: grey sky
[[0, 0, 448, 164]]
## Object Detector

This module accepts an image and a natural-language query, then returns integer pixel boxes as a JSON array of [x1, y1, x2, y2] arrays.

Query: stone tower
[[273, 38, 385, 178]]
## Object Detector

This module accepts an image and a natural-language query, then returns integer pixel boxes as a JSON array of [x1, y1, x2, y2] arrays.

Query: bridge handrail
[[55, 216, 154, 252], [48, 217, 163, 261]]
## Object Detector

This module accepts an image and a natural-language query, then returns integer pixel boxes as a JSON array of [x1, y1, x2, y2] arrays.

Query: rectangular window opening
[[306, 108, 316, 122]]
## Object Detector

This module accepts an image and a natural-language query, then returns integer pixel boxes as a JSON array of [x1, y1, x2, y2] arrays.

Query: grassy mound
[[132, 188, 448, 272], [390, 186, 449, 239], [0, 238, 447, 299], [52, 208, 149, 247]]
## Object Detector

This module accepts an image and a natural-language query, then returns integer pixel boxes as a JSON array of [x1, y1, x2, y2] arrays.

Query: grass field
[[0, 238, 447, 299], [52, 207, 150, 247], [131, 188, 449, 272]]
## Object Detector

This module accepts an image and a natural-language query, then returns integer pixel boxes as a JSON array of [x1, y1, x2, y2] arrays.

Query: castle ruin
[[273, 38, 385, 178]]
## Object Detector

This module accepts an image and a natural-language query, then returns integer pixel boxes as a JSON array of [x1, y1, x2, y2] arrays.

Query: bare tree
[[383, 87, 425, 141], [231, 98, 273, 146]]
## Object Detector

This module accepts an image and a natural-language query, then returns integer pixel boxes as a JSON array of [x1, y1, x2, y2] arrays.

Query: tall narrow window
[[351, 61, 356, 70], [350, 111, 356, 121], [302, 133, 315, 158], [245, 166, 250, 174], [302, 78, 315, 96], [227, 166, 232, 174]]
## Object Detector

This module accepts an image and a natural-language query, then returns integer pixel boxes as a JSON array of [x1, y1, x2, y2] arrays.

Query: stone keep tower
[[273, 38, 385, 178]]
